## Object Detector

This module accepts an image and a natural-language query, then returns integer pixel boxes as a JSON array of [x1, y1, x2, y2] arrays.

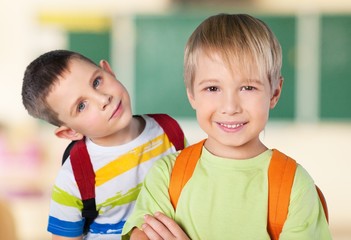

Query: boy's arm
[[48, 171, 86, 238], [280, 166, 332, 239], [122, 154, 182, 238], [52, 234, 82, 240]]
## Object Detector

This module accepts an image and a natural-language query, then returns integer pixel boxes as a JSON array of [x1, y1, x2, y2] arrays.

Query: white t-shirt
[[48, 115, 183, 239]]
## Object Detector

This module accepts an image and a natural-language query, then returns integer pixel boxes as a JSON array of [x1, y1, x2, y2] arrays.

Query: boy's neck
[[89, 116, 146, 147], [204, 138, 268, 160], [127, 115, 146, 142]]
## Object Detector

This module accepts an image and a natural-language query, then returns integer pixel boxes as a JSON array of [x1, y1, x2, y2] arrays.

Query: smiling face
[[46, 58, 133, 146], [187, 51, 282, 159]]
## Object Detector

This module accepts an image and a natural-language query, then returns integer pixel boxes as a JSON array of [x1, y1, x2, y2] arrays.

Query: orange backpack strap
[[268, 150, 329, 239], [169, 139, 206, 209], [316, 185, 329, 223], [267, 149, 297, 240], [169, 145, 328, 237]]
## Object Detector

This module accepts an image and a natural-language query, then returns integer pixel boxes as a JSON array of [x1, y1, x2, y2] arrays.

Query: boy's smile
[[46, 58, 135, 146], [109, 101, 123, 120], [217, 121, 247, 132], [187, 51, 282, 159]]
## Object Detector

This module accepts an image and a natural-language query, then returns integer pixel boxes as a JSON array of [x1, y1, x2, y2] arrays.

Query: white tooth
[[221, 123, 243, 128]]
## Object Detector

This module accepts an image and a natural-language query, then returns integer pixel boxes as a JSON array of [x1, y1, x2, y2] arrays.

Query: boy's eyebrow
[[196, 78, 219, 86], [245, 78, 264, 85], [196, 78, 264, 86]]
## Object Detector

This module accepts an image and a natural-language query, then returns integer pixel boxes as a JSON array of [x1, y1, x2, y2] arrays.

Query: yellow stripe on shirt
[[95, 134, 172, 186]]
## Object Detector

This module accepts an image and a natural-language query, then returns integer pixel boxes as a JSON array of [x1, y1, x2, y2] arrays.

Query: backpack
[[61, 113, 185, 235], [169, 139, 329, 240]]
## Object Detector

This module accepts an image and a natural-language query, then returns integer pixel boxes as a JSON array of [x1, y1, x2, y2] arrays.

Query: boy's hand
[[142, 212, 190, 240]]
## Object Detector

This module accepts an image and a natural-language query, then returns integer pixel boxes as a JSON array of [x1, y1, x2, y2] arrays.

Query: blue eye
[[77, 102, 86, 112], [93, 77, 101, 89]]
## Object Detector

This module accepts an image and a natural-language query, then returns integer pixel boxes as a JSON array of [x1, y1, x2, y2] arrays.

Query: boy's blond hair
[[184, 13, 282, 93]]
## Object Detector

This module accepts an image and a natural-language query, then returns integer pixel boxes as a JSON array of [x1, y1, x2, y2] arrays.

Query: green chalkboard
[[320, 15, 351, 120], [68, 31, 111, 65], [134, 15, 205, 117], [134, 13, 296, 119], [259, 16, 296, 120]]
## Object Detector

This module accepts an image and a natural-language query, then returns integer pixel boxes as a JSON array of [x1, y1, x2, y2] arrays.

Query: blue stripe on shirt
[[48, 216, 83, 237], [89, 220, 125, 234], [48, 216, 126, 237]]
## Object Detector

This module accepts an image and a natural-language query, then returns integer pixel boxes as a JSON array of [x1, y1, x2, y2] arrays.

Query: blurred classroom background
[[1, 0, 351, 239]]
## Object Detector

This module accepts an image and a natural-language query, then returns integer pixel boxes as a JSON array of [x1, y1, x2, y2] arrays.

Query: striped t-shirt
[[47, 115, 183, 239]]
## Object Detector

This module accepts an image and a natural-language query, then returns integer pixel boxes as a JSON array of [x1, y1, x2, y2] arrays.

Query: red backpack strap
[[70, 138, 98, 235], [267, 149, 297, 240], [147, 114, 185, 151], [169, 139, 206, 209]]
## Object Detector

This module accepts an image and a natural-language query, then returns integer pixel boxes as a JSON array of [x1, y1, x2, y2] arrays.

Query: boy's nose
[[97, 93, 112, 110], [220, 93, 241, 115]]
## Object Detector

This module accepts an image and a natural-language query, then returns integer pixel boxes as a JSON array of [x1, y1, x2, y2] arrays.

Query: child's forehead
[[197, 49, 265, 80], [67, 57, 94, 70], [59, 58, 98, 80], [53, 58, 95, 86]]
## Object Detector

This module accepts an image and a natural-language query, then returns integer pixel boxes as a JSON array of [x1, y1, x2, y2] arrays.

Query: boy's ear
[[186, 88, 196, 110], [100, 60, 116, 77], [55, 126, 84, 141], [270, 76, 284, 109]]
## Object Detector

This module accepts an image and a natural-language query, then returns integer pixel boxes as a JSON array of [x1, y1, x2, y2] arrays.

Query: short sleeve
[[280, 165, 332, 240], [122, 153, 178, 237]]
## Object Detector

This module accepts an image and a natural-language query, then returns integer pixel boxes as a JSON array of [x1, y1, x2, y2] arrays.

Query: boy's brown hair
[[184, 13, 282, 93], [22, 50, 97, 126]]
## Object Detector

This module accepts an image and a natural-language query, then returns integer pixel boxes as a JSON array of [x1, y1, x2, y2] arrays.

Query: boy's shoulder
[[143, 113, 185, 151], [271, 149, 314, 184], [150, 151, 180, 171], [293, 162, 316, 190]]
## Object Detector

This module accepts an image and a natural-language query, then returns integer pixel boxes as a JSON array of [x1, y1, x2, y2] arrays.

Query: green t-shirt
[[122, 148, 331, 240]]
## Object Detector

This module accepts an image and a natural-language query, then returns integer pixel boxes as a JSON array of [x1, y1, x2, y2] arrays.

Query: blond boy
[[122, 13, 331, 240]]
